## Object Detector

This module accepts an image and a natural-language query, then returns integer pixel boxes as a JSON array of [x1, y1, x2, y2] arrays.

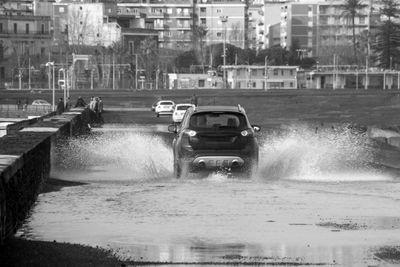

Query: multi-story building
[[281, 0, 378, 60], [280, 2, 319, 57], [196, 0, 247, 49], [248, 0, 264, 50], [264, 0, 289, 49], [0, 10, 52, 88], [115, 0, 194, 50]]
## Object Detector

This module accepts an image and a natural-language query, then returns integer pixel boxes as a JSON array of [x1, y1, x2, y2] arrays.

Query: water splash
[[258, 124, 391, 182], [55, 131, 173, 180]]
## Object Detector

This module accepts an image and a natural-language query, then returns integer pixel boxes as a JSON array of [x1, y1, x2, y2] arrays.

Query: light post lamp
[[264, 56, 268, 90], [46, 62, 55, 111], [59, 68, 66, 106], [220, 16, 228, 89]]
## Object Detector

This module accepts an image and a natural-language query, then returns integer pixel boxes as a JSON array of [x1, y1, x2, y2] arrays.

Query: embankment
[[0, 108, 92, 243]]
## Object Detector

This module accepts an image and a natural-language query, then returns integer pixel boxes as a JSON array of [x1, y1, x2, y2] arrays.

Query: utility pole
[[28, 57, 31, 90], [220, 16, 228, 89]]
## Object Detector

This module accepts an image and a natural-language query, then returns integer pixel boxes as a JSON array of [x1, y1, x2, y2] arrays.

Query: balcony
[[0, 30, 51, 39]]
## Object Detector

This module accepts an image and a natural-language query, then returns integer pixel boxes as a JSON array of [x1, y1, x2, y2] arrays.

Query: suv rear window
[[160, 101, 173, 105], [189, 112, 246, 130]]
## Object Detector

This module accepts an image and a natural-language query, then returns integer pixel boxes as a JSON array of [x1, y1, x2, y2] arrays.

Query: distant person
[[65, 97, 72, 111], [98, 97, 104, 123], [190, 93, 198, 106], [56, 98, 64, 115], [89, 96, 96, 111], [23, 99, 28, 111], [16, 99, 22, 110], [74, 96, 86, 107]]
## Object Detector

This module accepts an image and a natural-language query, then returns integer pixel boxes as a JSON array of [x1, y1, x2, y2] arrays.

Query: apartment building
[[248, 0, 264, 50], [264, 0, 288, 48], [116, 0, 194, 50], [280, 2, 319, 57], [196, 0, 246, 49], [0, 5, 52, 87]]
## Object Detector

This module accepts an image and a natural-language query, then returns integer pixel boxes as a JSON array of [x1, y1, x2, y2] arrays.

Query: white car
[[155, 100, 175, 117], [31, 99, 51, 106], [172, 103, 195, 123]]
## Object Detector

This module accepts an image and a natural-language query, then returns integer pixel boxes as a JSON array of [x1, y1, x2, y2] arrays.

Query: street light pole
[[135, 54, 138, 90], [28, 57, 31, 90], [220, 16, 228, 89], [264, 56, 268, 90]]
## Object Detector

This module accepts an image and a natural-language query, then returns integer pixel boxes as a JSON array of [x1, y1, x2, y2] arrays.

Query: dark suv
[[168, 105, 261, 178]]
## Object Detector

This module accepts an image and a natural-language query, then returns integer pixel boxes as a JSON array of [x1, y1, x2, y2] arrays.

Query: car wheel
[[174, 161, 182, 179], [243, 158, 258, 178]]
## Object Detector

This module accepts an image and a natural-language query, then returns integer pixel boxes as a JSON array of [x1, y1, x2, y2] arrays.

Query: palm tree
[[342, 0, 366, 64]]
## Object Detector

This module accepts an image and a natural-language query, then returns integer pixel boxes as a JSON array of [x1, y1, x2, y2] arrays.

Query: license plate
[[208, 160, 229, 167]]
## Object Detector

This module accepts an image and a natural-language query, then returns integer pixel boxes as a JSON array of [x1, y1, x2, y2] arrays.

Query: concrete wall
[[0, 108, 92, 243]]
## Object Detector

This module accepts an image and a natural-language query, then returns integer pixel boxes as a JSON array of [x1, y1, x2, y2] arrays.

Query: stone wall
[[0, 108, 92, 243]]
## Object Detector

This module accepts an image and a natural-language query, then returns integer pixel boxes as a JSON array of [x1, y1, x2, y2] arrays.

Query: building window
[[199, 79, 205, 87], [281, 82, 284, 87], [290, 82, 293, 87], [217, 32, 222, 37], [359, 16, 365, 24], [201, 18, 206, 25], [217, 9, 222, 13], [0, 67, 4, 80], [290, 69, 293, 75], [0, 23, 2, 33], [281, 69, 284, 75], [13, 23, 17, 33], [41, 24, 45, 34], [200, 7, 206, 13], [40, 47, 45, 57], [273, 69, 278, 75], [253, 82, 256, 88]]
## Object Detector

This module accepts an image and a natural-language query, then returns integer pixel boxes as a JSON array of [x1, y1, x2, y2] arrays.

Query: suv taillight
[[241, 129, 254, 137]]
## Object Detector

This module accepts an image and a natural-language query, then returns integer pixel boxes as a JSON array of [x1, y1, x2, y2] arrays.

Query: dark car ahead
[[168, 105, 261, 178]]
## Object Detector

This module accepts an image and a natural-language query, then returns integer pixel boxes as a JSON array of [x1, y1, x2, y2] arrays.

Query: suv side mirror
[[168, 124, 178, 133], [252, 125, 261, 132]]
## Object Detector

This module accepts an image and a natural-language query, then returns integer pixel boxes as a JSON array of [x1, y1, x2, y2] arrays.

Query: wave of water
[[258, 124, 391, 182], [55, 131, 173, 180], [54, 123, 392, 182]]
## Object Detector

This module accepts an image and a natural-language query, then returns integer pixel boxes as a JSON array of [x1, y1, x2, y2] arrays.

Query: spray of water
[[258, 124, 391, 182], [56, 131, 173, 180]]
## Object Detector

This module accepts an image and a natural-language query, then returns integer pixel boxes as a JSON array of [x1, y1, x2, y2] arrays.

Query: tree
[[139, 37, 159, 88], [342, 0, 367, 64], [372, 0, 400, 69], [191, 24, 208, 72]]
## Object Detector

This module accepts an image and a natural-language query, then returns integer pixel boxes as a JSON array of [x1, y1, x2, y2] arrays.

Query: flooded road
[[19, 124, 400, 266]]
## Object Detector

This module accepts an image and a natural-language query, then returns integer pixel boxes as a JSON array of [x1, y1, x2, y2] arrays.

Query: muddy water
[[19, 124, 400, 266]]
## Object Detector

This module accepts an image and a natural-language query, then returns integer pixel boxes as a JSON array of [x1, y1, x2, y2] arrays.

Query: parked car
[[155, 100, 175, 117], [151, 101, 158, 111], [168, 105, 261, 178], [172, 103, 195, 123], [31, 99, 51, 106]]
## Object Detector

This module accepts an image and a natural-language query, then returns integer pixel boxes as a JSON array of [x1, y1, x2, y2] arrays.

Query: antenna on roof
[[238, 104, 243, 112]]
